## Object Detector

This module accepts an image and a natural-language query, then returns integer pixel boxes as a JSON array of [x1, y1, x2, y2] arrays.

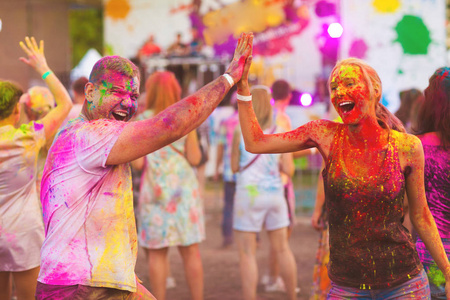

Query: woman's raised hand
[[225, 32, 253, 84], [19, 36, 50, 76]]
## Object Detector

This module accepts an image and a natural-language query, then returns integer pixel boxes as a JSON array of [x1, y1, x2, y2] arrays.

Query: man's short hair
[[89, 56, 140, 86], [271, 80, 291, 101], [71, 76, 89, 95]]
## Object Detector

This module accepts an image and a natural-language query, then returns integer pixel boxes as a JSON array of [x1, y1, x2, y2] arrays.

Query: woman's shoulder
[[391, 130, 423, 158]]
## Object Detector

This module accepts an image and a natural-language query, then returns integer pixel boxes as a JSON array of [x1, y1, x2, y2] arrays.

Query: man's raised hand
[[225, 32, 253, 84]]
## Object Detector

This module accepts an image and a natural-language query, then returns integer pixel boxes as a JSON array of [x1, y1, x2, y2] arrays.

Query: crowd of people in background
[[136, 29, 205, 65], [0, 31, 449, 300]]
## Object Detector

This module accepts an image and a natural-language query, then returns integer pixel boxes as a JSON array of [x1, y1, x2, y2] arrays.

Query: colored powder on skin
[[423, 206, 432, 227], [394, 15, 431, 55]]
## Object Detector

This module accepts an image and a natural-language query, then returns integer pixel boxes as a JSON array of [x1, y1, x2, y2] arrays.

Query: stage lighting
[[328, 23, 343, 38], [300, 93, 313, 106]]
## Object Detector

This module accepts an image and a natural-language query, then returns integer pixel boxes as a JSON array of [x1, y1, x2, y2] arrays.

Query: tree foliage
[[69, 8, 103, 67]]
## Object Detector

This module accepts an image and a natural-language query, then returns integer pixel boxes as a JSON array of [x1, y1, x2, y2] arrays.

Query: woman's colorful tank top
[[323, 124, 422, 289]]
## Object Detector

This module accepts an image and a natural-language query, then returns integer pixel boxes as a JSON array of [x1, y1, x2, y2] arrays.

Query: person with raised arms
[[236, 57, 450, 299], [35, 32, 253, 299]]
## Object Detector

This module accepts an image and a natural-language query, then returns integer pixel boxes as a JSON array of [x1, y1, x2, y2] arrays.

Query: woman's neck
[[345, 116, 389, 149]]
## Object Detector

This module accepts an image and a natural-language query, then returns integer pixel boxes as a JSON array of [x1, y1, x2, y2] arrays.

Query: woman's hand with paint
[[19, 36, 51, 76], [225, 32, 253, 84]]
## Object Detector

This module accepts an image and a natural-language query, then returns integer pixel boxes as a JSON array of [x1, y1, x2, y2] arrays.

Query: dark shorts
[[35, 281, 155, 300]]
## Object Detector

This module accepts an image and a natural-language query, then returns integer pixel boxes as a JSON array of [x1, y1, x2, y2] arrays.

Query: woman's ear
[[373, 84, 381, 100]]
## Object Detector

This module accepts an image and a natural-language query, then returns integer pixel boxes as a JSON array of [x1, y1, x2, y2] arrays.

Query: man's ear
[[84, 82, 95, 103]]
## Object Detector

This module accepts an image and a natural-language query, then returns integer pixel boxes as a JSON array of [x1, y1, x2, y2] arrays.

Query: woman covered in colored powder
[[0, 37, 72, 299], [414, 67, 450, 300], [131, 71, 204, 300], [236, 56, 450, 298], [231, 86, 298, 300]]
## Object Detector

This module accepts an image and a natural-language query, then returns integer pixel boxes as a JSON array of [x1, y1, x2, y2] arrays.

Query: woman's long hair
[[145, 71, 181, 114], [328, 58, 405, 133], [414, 67, 450, 148], [250, 86, 273, 130]]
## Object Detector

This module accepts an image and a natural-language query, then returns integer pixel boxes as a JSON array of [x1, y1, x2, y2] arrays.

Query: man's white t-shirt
[[38, 117, 137, 292]]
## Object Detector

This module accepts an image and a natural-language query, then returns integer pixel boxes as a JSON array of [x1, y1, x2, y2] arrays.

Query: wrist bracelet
[[222, 73, 234, 86], [237, 94, 252, 101], [42, 71, 52, 80]]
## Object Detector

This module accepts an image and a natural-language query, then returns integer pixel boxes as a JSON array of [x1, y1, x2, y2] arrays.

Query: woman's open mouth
[[338, 101, 355, 114], [112, 111, 129, 121]]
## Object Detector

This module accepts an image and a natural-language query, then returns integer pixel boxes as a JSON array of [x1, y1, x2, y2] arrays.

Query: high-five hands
[[19, 36, 51, 76], [225, 32, 253, 84]]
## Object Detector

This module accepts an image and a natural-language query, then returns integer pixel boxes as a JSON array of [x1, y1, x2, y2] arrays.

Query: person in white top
[[35, 32, 253, 299], [0, 36, 72, 300], [61, 76, 88, 128]]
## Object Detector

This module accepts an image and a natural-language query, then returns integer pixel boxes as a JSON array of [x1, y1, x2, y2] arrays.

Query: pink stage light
[[328, 23, 343, 38], [300, 93, 313, 106]]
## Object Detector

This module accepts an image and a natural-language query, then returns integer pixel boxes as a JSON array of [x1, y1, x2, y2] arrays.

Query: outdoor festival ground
[[134, 179, 318, 300]]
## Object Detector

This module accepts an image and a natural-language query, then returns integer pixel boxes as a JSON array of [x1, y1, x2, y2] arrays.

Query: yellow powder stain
[[372, 0, 400, 13], [105, 0, 131, 20], [203, 0, 285, 46]]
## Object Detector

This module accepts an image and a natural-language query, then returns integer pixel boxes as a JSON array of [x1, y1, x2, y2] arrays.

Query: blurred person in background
[[395, 88, 424, 133], [215, 90, 239, 248], [64, 76, 88, 124], [231, 86, 298, 300], [0, 37, 72, 300], [414, 67, 450, 300], [19, 86, 56, 195], [131, 71, 204, 300]]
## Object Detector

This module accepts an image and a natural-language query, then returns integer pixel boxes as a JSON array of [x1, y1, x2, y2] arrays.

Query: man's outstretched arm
[[107, 32, 253, 166]]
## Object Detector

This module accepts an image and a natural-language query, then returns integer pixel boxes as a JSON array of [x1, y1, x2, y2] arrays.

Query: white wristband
[[310, 148, 317, 155], [222, 74, 234, 86], [237, 94, 252, 101]]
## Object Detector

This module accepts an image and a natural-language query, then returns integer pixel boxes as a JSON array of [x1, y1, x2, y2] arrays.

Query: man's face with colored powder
[[86, 71, 139, 122], [330, 65, 373, 125]]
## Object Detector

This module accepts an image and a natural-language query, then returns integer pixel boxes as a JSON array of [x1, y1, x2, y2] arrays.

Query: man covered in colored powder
[[35, 33, 253, 299]]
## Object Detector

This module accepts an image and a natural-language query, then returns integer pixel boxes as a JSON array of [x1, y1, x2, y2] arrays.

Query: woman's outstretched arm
[[19, 37, 72, 140]]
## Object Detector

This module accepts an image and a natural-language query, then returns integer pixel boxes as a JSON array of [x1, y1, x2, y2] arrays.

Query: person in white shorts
[[231, 86, 298, 300]]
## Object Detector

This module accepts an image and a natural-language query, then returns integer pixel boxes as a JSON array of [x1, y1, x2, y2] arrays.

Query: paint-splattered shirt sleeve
[[75, 119, 127, 174]]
